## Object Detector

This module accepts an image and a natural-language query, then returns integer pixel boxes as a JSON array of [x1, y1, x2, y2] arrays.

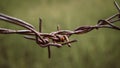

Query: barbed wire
[[0, 0, 120, 58]]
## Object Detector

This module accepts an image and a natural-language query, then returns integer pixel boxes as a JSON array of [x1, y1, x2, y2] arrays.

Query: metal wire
[[0, 0, 120, 58]]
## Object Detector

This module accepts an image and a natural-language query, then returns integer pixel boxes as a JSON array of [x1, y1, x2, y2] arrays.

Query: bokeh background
[[0, 0, 120, 68]]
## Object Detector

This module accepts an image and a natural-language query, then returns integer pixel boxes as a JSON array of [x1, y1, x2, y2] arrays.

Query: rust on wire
[[0, 0, 120, 58]]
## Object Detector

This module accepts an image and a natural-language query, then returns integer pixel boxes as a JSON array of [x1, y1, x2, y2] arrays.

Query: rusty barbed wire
[[0, 0, 120, 58]]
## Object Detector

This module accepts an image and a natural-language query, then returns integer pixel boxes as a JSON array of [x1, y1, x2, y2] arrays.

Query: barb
[[114, 0, 120, 13], [0, 1, 120, 58]]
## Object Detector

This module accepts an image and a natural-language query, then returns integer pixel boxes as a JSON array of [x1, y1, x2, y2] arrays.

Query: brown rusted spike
[[39, 18, 51, 58], [64, 35, 71, 47], [62, 40, 77, 45], [57, 25, 60, 31], [39, 18, 42, 32], [47, 41, 51, 58], [106, 13, 119, 21], [114, 0, 120, 13], [24, 35, 35, 40]]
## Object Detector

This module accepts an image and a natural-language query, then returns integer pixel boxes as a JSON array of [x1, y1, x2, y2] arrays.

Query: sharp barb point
[[39, 18, 42, 32], [57, 25, 60, 31], [114, 0, 120, 13], [48, 46, 51, 59]]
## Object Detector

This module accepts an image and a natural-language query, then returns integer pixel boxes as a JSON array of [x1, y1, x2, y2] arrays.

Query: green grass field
[[0, 0, 120, 68]]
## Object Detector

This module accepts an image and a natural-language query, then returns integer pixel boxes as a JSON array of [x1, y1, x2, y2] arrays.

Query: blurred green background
[[0, 0, 120, 68]]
